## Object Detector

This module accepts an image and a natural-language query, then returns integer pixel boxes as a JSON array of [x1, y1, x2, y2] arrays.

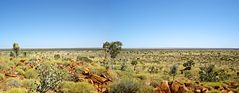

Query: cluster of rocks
[[80, 68, 112, 93], [153, 80, 237, 93]]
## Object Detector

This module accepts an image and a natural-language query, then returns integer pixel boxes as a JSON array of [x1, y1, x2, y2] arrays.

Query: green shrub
[[109, 79, 140, 93], [76, 56, 93, 63], [54, 54, 61, 60], [148, 66, 159, 73], [59, 81, 96, 93], [24, 69, 38, 79], [137, 85, 154, 93], [4, 88, 26, 93], [0, 73, 5, 80], [184, 70, 193, 79], [91, 66, 107, 75], [16, 68, 25, 76], [170, 64, 178, 80], [36, 63, 66, 93], [21, 79, 36, 89], [199, 65, 219, 82], [7, 78, 22, 88], [120, 62, 128, 71], [135, 74, 147, 80], [183, 60, 195, 68]]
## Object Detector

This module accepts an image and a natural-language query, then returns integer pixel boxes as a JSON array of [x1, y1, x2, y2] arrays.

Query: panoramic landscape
[[1, 0, 239, 93]]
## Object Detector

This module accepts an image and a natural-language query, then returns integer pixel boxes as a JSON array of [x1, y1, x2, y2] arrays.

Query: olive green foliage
[[103, 41, 110, 60], [13, 42, 20, 57], [24, 69, 38, 79], [59, 81, 96, 93], [120, 62, 127, 71], [76, 56, 92, 63], [7, 78, 22, 88], [4, 88, 27, 93], [137, 86, 154, 93], [0, 73, 5, 80], [103, 41, 123, 59], [54, 54, 61, 60], [170, 64, 178, 80], [148, 66, 159, 73], [21, 79, 36, 89], [199, 65, 218, 82], [131, 60, 138, 66], [184, 70, 193, 79], [183, 60, 195, 68], [10, 51, 15, 57], [199, 65, 230, 82], [36, 63, 66, 93], [23, 52, 27, 57], [16, 68, 25, 76], [109, 79, 140, 93]]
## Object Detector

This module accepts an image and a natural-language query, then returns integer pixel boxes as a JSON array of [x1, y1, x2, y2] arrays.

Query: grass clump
[[0, 73, 5, 80], [24, 69, 38, 79], [59, 81, 96, 93], [109, 78, 140, 93], [4, 88, 26, 93]]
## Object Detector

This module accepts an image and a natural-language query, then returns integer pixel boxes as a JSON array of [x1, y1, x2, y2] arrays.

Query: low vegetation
[[0, 42, 238, 93]]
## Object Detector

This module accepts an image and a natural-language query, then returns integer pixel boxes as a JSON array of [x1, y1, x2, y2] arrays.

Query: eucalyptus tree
[[103, 41, 110, 61], [102, 41, 123, 69]]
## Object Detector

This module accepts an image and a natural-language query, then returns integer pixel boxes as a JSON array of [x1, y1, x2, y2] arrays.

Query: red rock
[[170, 81, 181, 93], [178, 85, 189, 93], [153, 81, 171, 93]]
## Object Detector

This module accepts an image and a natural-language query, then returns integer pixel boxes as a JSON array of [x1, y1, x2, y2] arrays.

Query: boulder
[[153, 80, 171, 93], [170, 81, 181, 93], [90, 74, 107, 84], [178, 85, 189, 93], [82, 67, 90, 75]]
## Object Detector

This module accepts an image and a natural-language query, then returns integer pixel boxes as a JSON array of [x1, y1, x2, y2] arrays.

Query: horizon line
[[1, 47, 239, 50]]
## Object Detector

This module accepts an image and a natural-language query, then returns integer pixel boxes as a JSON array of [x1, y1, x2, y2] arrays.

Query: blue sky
[[1, 0, 239, 48]]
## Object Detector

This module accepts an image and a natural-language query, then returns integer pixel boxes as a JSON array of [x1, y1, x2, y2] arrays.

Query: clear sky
[[1, 0, 239, 48]]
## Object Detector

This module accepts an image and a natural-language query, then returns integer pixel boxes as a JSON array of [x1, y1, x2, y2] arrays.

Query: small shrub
[[4, 88, 27, 93], [0, 73, 5, 80], [36, 63, 66, 93], [7, 78, 22, 88], [109, 79, 140, 93], [59, 81, 96, 93], [76, 56, 92, 63], [170, 64, 178, 80], [120, 62, 128, 71], [21, 79, 36, 89], [199, 65, 219, 82], [16, 68, 25, 76], [24, 69, 38, 79], [148, 66, 159, 73], [54, 54, 61, 60], [183, 60, 195, 68], [131, 60, 138, 66], [137, 85, 154, 93], [184, 70, 193, 79]]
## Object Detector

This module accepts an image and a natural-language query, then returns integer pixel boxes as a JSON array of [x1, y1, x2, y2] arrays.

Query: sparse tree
[[170, 64, 178, 81], [102, 41, 123, 69], [13, 42, 20, 57], [103, 41, 110, 61]]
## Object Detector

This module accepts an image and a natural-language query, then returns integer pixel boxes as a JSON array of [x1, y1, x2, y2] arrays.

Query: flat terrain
[[0, 49, 238, 93]]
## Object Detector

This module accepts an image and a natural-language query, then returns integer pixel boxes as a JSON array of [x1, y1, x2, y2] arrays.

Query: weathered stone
[[170, 81, 181, 93], [153, 80, 171, 93]]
